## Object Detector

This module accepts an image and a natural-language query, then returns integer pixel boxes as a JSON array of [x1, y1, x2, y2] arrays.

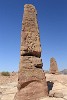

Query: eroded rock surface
[[20, 4, 41, 58]]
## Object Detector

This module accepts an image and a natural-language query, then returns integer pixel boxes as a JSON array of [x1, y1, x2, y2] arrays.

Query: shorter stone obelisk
[[49, 57, 59, 74]]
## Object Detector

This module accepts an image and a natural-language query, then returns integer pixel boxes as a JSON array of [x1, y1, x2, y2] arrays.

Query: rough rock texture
[[49, 58, 58, 74], [14, 4, 48, 100], [19, 56, 43, 70]]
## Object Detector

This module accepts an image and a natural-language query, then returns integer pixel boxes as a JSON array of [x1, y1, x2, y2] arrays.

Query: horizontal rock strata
[[19, 56, 43, 70]]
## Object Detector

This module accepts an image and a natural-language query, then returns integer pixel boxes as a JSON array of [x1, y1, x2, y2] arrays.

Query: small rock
[[54, 92, 64, 98], [63, 96, 67, 100], [49, 91, 54, 97]]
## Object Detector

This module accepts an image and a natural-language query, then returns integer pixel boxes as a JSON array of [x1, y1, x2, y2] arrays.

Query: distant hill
[[60, 69, 67, 75]]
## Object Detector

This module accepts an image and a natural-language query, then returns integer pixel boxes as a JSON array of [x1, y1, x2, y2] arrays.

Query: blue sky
[[0, 0, 67, 71]]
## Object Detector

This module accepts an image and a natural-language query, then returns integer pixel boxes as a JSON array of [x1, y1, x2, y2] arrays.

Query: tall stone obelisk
[[14, 4, 48, 100]]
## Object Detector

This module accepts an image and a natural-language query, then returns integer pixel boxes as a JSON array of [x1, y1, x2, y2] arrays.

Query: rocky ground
[[0, 72, 18, 100], [0, 72, 67, 100]]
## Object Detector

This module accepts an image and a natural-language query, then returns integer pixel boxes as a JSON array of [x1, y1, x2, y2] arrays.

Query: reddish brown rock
[[49, 57, 58, 74], [14, 4, 48, 100]]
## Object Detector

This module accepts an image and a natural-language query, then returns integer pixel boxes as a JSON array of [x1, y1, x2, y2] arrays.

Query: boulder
[[54, 92, 64, 98]]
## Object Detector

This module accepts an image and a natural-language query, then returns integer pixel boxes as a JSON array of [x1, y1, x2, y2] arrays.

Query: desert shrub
[[1, 71, 10, 76]]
